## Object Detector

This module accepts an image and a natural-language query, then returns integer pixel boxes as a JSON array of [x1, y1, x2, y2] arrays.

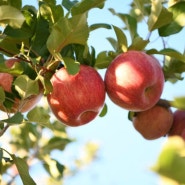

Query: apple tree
[[0, 0, 185, 184]]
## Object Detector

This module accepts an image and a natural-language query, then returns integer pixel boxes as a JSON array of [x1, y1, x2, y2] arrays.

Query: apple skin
[[0, 58, 43, 113], [132, 105, 173, 140], [168, 110, 185, 140], [104, 50, 165, 112], [47, 65, 106, 127]]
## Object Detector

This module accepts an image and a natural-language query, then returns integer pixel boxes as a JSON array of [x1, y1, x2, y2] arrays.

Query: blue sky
[[5, 0, 185, 185]]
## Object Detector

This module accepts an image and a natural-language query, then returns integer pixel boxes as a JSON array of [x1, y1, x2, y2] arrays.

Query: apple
[[104, 50, 165, 111], [47, 65, 106, 127], [132, 104, 173, 140], [168, 110, 185, 140], [0, 58, 43, 113]]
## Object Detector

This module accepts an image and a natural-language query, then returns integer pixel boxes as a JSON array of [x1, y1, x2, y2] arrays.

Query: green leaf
[[95, 51, 113, 69], [0, 37, 20, 56], [151, 136, 185, 184], [147, 48, 185, 62], [159, 2, 185, 36], [42, 136, 72, 152], [171, 96, 185, 110], [112, 25, 128, 52], [109, 9, 137, 40], [43, 156, 65, 179], [47, 13, 89, 54], [39, 2, 64, 24], [0, 0, 22, 9], [13, 75, 39, 99], [0, 5, 25, 28], [11, 155, 36, 185], [89, 23, 111, 31], [63, 57, 80, 75], [71, 0, 106, 15], [0, 87, 5, 103], [147, 0, 173, 31], [99, 104, 107, 117], [27, 106, 52, 129], [0, 60, 23, 75], [1, 112, 23, 125], [62, 0, 78, 11], [129, 36, 149, 51]]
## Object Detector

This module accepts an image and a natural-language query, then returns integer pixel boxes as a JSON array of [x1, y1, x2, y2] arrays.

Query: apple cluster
[[1, 51, 184, 140], [47, 50, 166, 128]]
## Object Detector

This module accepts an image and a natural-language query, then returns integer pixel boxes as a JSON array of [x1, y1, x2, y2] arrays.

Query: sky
[[3, 0, 185, 185]]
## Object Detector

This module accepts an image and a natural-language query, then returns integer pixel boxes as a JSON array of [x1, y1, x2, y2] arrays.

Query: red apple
[[104, 50, 165, 111], [47, 65, 106, 127], [0, 58, 43, 113], [168, 110, 185, 140], [132, 104, 173, 140]]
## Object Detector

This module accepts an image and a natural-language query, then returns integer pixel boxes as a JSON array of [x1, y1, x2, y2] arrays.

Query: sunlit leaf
[[159, 1, 185, 36], [0, 60, 23, 75], [147, 0, 173, 31], [13, 75, 39, 99], [171, 96, 185, 110], [109, 9, 137, 40], [71, 0, 106, 15], [43, 156, 65, 179], [95, 51, 113, 69], [27, 106, 52, 129], [112, 25, 128, 52], [11, 155, 36, 185], [0, 5, 25, 28], [129, 36, 149, 51], [47, 13, 89, 54], [151, 136, 185, 184]]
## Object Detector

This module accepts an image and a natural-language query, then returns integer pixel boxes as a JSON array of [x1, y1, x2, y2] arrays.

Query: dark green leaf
[[0, 37, 20, 57], [89, 23, 111, 31], [62, 0, 78, 11], [47, 13, 89, 54], [71, 0, 106, 15], [128, 111, 136, 121], [147, 1, 173, 31], [1, 112, 23, 125], [30, 15, 50, 57], [99, 104, 107, 117], [0, 5, 25, 28], [11, 155, 36, 185]]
